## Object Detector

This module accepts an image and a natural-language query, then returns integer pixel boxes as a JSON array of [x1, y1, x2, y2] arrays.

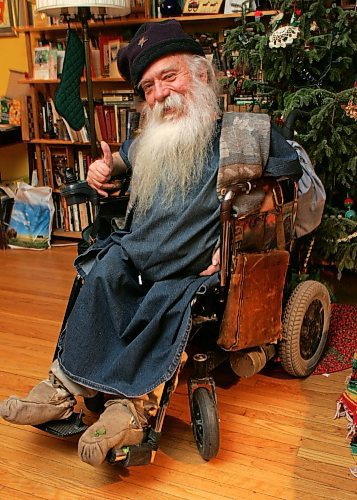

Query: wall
[[0, 34, 29, 182]]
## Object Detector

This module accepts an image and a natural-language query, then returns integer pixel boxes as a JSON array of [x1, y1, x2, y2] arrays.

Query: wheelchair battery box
[[218, 249, 289, 351]]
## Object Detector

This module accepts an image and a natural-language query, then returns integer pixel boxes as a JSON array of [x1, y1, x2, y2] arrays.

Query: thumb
[[101, 141, 112, 167]]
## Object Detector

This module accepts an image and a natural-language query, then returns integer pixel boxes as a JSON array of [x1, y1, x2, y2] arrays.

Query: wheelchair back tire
[[279, 280, 331, 377], [190, 387, 220, 461]]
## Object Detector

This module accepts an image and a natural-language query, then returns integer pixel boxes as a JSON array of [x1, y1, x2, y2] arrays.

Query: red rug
[[313, 303, 357, 375]]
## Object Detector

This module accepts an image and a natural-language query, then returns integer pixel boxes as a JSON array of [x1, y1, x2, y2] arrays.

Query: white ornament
[[269, 26, 299, 49]]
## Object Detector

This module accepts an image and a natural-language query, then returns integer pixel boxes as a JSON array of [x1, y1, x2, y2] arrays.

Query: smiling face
[[138, 53, 208, 116]]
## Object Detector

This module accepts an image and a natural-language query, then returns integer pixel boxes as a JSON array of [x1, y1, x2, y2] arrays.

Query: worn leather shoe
[[78, 398, 145, 466], [0, 379, 76, 426]]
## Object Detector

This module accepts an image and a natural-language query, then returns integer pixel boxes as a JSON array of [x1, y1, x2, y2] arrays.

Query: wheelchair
[[37, 121, 331, 467]]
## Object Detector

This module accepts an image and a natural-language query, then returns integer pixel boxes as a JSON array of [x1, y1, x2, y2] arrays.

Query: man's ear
[[199, 70, 209, 83], [195, 59, 209, 83]]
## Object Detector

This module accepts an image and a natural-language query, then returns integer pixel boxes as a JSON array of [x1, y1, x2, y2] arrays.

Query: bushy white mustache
[[150, 92, 187, 121]]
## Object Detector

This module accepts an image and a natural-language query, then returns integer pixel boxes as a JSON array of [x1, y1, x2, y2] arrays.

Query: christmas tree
[[223, 0, 357, 276]]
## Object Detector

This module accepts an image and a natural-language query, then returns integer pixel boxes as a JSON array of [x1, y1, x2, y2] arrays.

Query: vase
[[160, 0, 182, 17]]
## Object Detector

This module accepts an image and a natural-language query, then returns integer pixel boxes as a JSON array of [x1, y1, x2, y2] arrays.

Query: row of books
[[90, 37, 129, 78], [31, 28, 240, 89], [53, 194, 95, 233], [52, 149, 93, 190], [37, 95, 90, 143], [32, 29, 228, 81], [34, 45, 65, 80], [32, 35, 129, 80], [33, 91, 140, 145], [95, 103, 141, 144], [31, 143, 92, 192]]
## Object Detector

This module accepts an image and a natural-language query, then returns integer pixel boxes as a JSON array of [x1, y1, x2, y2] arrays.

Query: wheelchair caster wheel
[[280, 280, 330, 377], [190, 387, 220, 460]]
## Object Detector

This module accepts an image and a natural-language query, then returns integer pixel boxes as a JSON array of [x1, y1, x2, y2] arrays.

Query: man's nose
[[153, 81, 170, 102]]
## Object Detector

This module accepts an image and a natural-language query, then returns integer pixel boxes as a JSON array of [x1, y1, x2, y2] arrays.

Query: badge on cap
[[138, 36, 148, 48]]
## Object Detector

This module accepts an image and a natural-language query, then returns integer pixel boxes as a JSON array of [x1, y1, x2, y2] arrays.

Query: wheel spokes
[[300, 300, 324, 360]]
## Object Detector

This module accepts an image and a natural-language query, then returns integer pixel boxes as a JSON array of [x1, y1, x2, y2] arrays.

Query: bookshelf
[[18, 0, 282, 237]]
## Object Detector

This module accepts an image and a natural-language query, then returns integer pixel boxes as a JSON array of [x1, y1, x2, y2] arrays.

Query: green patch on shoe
[[94, 427, 107, 437]]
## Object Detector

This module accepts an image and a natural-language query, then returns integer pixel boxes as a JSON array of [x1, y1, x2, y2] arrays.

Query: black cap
[[117, 20, 205, 98]]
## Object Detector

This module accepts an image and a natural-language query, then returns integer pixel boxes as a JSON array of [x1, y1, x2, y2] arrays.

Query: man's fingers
[[95, 188, 109, 197], [212, 248, 220, 266], [88, 166, 110, 184], [199, 263, 220, 276], [100, 182, 118, 191], [88, 178, 116, 195], [101, 141, 113, 167]]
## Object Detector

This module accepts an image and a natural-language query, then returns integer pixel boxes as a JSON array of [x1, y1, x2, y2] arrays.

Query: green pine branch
[[223, 0, 357, 274]]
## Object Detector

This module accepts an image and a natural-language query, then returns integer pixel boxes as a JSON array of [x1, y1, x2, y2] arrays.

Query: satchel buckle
[[272, 183, 284, 208]]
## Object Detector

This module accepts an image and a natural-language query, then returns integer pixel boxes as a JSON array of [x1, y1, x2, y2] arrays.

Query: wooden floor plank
[[0, 247, 355, 499]]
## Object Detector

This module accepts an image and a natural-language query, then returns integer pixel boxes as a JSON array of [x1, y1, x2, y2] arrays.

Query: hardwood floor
[[0, 246, 355, 499]]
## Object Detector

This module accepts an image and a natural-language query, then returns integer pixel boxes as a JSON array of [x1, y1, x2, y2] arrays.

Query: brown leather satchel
[[218, 249, 290, 351]]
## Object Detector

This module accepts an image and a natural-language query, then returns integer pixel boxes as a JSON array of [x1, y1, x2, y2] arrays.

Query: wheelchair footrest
[[33, 411, 88, 437], [106, 428, 161, 467], [107, 443, 153, 466]]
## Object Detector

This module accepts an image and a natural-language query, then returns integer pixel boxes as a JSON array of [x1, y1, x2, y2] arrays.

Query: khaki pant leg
[[50, 359, 98, 398]]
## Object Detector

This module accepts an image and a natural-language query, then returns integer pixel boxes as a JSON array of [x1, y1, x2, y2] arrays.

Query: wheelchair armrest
[[60, 167, 130, 208], [60, 180, 100, 207]]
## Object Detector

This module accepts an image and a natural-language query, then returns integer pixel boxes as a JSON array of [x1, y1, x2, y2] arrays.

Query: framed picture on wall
[[0, 0, 16, 37]]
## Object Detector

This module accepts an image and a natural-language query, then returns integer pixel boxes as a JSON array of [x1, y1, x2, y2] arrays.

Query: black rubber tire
[[190, 387, 220, 460], [84, 392, 105, 413], [279, 280, 331, 377]]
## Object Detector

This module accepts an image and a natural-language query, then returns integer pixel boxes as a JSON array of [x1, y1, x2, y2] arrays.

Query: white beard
[[130, 79, 220, 215]]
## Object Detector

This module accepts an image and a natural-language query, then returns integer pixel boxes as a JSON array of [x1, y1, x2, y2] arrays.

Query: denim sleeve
[[119, 139, 134, 172], [264, 125, 303, 180]]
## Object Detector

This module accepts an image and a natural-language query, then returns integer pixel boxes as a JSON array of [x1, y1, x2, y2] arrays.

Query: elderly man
[[0, 20, 301, 467]]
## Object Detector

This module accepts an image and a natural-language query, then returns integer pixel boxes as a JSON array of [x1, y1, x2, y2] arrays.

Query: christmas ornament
[[344, 196, 357, 221], [269, 25, 299, 48], [254, 9, 263, 22], [269, 11, 284, 32], [310, 20, 318, 32], [290, 8, 301, 27], [345, 97, 357, 121], [345, 83, 357, 121], [269, 5, 301, 49]]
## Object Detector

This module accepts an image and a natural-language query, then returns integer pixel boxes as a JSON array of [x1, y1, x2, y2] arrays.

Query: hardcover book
[[99, 35, 122, 77], [108, 39, 122, 78], [34, 46, 57, 80]]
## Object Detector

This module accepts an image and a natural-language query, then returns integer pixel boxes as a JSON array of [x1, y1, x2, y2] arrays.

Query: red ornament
[[276, 116, 285, 127]]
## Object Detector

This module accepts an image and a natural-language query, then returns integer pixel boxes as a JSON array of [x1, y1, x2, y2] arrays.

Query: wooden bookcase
[[18, 0, 279, 237]]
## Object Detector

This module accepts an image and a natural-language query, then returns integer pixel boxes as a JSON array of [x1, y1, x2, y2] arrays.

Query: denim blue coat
[[57, 119, 301, 397], [57, 125, 222, 397]]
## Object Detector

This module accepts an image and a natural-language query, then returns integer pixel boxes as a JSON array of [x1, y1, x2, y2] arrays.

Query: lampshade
[[36, 1, 131, 17]]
